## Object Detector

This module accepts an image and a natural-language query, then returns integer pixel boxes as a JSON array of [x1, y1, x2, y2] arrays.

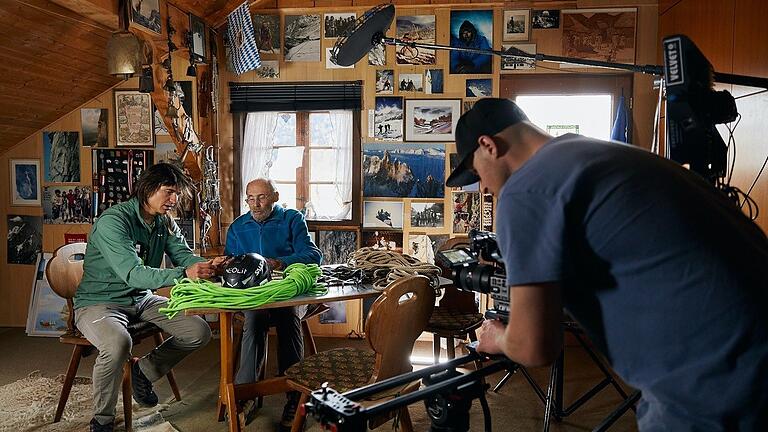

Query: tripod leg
[[492, 364, 518, 393], [542, 359, 559, 432]]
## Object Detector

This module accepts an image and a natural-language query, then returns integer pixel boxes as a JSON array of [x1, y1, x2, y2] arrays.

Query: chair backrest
[[365, 275, 435, 382], [46, 242, 87, 332], [435, 237, 477, 312]]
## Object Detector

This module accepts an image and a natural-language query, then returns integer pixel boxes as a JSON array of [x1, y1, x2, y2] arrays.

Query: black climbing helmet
[[221, 253, 271, 289]]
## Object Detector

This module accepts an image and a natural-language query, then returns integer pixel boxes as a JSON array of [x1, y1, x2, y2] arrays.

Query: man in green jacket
[[75, 163, 224, 432]]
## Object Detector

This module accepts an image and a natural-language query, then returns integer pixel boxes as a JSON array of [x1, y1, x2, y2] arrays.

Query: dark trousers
[[235, 305, 305, 384]]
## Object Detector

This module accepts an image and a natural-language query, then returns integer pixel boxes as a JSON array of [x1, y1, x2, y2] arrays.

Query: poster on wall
[[373, 96, 403, 140], [284, 15, 321, 62], [452, 191, 481, 234], [114, 90, 154, 147], [43, 131, 80, 182], [449, 10, 493, 74], [561, 9, 637, 65], [7, 215, 42, 265], [26, 252, 68, 337], [10, 159, 41, 206], [43, 186, 93, 224], [252, 14, 280, 54], [81, 108, 108, 147], [363, 201, 404, 228], [363, 143, 445, 198], [396, 15, 436, 65]]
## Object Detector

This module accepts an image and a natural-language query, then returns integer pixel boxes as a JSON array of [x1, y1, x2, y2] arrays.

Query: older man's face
[[245, 181, 278, 222]]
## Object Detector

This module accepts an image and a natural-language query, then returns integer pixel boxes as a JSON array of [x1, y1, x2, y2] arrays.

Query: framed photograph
[[114, 90, 153, 147], [532, 10, 560, 29], [396, 15, 436, 65], [411, 202, 444, 228], [10, 159, 41, 206], [26, 253, 67, 337], [404, 99, 461, 142], [562, 9, 637, 64], [375, 70, 394, 95], [364, 143, 445, 198], [452, 191, 481, 233], [253, 14, 280, 54], [326, 48, 353, 69], [361, 229, 403, 253], [189, 13, 206, 63], [43, 131, 80, 182], [324, 13, 356, 39], [503, 9, 531, 41], [317, 230, 357, 264], [363, 201, 404, 228], [466, 79, 493, 97], [7, 215, 42, 265], [368, 44, 386, 66], [502, 43, 537, 71], [43, 186, 92, 224], [81, 108, 108, 147], [284, 15, 321, 62], [130, 0, 161, 34], [425, 69, 444, 94], [398, 73, 423, 92], [408, 234, 436, 264], [374, 96, 403, 140], [450, 10, 493, 74], [255, 60, 280, 79]]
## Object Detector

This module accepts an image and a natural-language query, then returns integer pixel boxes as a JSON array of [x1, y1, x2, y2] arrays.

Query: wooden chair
[[46, 243, 181, 432], [426, 238, 485, 363], [284, 275, 435, 432]]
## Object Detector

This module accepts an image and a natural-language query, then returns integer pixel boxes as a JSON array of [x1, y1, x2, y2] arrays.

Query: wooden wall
[[660, 0, 768, 232]]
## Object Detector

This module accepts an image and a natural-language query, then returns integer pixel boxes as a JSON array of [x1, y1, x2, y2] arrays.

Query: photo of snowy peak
[[374, 97, 403, 140], [363, 143, 445, 198]]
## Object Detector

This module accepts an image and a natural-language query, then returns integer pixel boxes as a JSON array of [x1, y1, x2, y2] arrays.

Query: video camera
[[435, 229, 509, 323]]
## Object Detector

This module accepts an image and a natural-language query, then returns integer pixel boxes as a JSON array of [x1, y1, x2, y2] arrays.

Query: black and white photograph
[[130, 0, 160, 34], [374, 96, 403, 140], [81, 108, 108, 147], [253, 14, 280, 54], [452, 191, 481, 233], [532, 9, 560, 29], [408, 234, 436, 263], [361, 229, 404, 253], [324, 13, 356, 39], [396, 15, 436, 65], [398, 73, 423, 92], [503, 9, 531, 41], [326, 48, 353, 69], [43, 186, 92, 224], [466, 79, 493, 97], [7, 215, 42, 265], [317, 230, 357, 264], [284, 14, 321, 62], [255, 60, 280, 79], [363, 201, 404, 228], [10, 159, 41, 206], [425, 69, 444, 94], [189, 13, 207, 62], [405, 99, 461, 142], [375, 70, 394, 94], [43, 131, 80, 182], [411, 202, 444, 228], [364, 143, 445, 198], [368, 44, 386, 66], [502, 43, 537, 71]]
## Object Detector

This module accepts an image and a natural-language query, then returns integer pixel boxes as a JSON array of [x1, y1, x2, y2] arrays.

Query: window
[[239, 110, 356, 223], [515, 94, 613, 140]]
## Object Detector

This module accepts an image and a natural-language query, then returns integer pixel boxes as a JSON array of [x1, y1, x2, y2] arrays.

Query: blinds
[[229, 81, 362, 112]]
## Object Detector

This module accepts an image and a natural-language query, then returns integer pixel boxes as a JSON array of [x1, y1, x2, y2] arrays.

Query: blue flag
[[611, 95, 630, 143], [226, 2, 261, 75]]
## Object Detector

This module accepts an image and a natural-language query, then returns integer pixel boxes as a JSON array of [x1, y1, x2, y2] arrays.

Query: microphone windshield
[[331, 4, 395, 67]]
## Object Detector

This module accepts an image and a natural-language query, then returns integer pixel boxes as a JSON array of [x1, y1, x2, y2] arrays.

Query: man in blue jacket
[[450, 20, 492, 74], [225, 178, 322, 429]]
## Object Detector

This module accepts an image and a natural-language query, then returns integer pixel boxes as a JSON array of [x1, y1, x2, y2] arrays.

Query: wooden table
[[186, 283, 383, 432]]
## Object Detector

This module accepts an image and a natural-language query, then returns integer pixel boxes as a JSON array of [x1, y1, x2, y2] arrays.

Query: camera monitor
[[437, 248, 477, 266]]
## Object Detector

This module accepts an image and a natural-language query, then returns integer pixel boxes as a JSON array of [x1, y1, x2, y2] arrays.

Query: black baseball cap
[[446, 98, 529, 187]]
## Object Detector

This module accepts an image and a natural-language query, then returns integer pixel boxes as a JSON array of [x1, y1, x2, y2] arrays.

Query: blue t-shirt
[[496, 134, 768, 430], [225, 206, 322, 266]]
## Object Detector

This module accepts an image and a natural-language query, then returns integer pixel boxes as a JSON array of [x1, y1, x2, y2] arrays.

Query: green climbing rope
[[159, 263, 326, 318]]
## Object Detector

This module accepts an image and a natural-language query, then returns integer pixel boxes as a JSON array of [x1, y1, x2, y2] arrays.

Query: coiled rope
[[159, 263, 326, 319], [348, 247, 442, 291]]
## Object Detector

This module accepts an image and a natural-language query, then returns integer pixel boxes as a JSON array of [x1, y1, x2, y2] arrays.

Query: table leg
[[218, 311, 241, 432]]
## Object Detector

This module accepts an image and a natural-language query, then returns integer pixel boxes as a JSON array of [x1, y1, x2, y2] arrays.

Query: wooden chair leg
[[54, 345, 85, 422], [152, 332, 182, 401], [446, 337, 456, 359], [290, 392, 309, 432], [122, 362, 133, 432], [399, 406, 414, 432], [302, 321, 318, 356], [432, 335, 441, 364]]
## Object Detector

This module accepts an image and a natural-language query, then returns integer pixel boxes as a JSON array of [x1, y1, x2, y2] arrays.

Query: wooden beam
[[47, 0, 119, 30]]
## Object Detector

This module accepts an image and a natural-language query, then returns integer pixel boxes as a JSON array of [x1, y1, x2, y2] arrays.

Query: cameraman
[[446, 98, 768, 431]]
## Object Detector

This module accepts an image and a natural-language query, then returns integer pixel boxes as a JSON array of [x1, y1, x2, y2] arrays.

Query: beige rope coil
[[348, 247, 442, 291]]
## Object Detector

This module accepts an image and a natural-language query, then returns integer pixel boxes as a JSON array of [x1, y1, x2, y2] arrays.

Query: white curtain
[[328, 110, 353, 219], [241, 111, 279, 214]]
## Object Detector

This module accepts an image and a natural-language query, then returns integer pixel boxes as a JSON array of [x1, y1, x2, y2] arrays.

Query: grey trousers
[[235, 305, 306, 385], [75, 294, 211, 425]]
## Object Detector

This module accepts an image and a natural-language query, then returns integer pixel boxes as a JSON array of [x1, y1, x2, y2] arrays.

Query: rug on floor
[[0, 371, 178, 432]]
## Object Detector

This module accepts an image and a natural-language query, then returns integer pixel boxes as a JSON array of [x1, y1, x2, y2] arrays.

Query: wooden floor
[[0, 327, 639, 431]]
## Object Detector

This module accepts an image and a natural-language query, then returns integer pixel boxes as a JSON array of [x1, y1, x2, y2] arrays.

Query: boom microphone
[[330, 4, 395, 67]]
